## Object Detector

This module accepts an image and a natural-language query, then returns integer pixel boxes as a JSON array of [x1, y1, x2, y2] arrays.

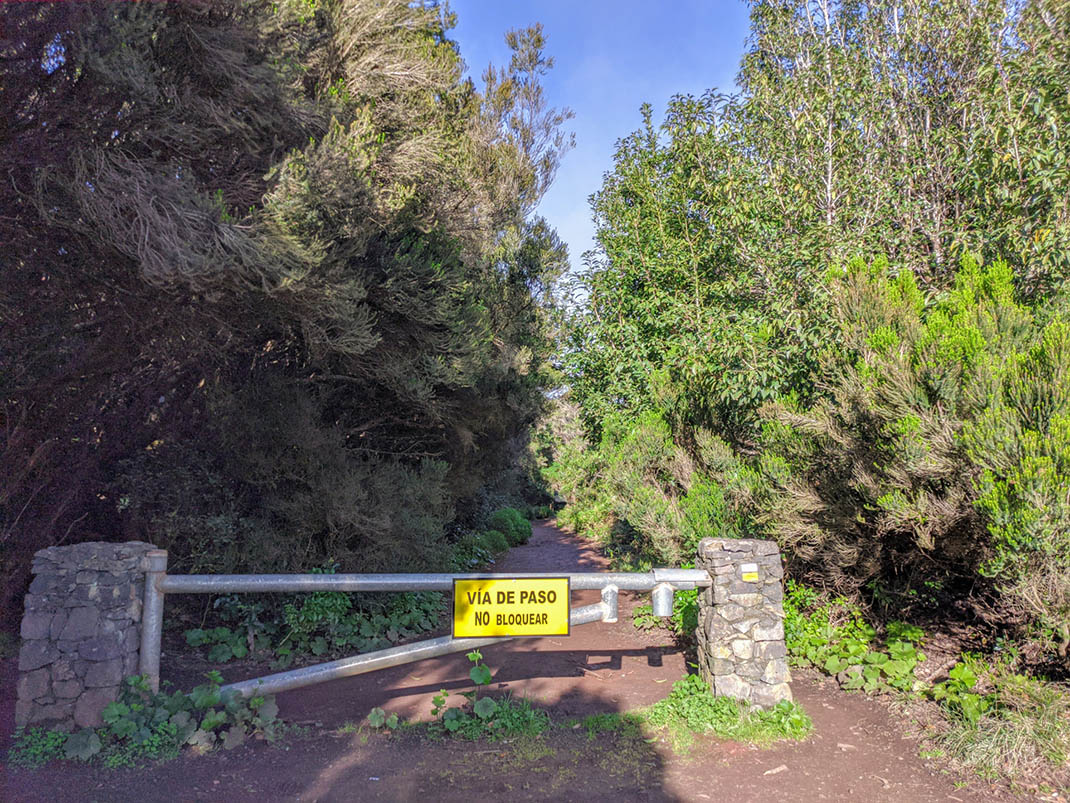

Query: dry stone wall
[[16, 541, 157, 730], [696, 537, 792, 708]]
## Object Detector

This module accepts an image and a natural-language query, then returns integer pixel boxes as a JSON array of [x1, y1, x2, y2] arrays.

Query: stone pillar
[[696, 537, 791, 709], [16, 541, 158, 730]]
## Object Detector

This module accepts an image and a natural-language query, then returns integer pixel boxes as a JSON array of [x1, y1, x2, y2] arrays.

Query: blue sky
[[449, 0, 752, 270]]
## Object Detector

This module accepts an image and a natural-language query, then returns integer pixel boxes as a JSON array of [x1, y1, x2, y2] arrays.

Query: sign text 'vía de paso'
[[452, 577, 570, 638]]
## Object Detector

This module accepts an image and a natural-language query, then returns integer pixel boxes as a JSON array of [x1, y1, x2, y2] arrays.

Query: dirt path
[[2, 522, 1013, 802]]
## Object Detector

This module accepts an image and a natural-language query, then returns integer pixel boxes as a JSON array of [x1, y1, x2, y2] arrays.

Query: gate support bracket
[[600, 584, 619, 623]]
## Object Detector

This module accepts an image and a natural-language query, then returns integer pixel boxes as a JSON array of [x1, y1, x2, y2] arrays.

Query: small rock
[[59, 606, 100, 641]]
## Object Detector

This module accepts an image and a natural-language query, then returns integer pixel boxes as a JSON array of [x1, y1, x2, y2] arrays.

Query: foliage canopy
[[550, 0, 1070, 659], [0, 0, 572, 614]]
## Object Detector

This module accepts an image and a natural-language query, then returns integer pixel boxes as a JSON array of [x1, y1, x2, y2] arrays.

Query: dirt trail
[[2, 521, 1012, 802]]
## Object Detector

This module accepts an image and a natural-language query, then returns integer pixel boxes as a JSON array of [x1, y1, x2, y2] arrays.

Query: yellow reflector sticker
[[452, 577, 570, 638]]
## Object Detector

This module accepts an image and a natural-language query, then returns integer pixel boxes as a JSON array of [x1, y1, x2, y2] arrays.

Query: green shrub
[[480, 529, 510, 554], [552, 255, 1070, 657], [527, 504, 552, 519], [545, 410, 764, 568], [758, 256, 1069, 655], [487, 508, 531, 546], [962, 319, 1070, 654], [450, 532, 495, 569]]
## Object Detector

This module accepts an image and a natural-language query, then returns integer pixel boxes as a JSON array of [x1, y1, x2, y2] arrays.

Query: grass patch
[[642, 673, 812, 751], [567, 675, 813, 754], [927, 657, 1070, 790], [578, 711, 644, 741]]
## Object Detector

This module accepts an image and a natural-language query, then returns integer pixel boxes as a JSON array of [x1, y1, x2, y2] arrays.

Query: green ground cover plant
[[424, 650, 551, 741], [6, 728, 67, 769], [783, 581, 925, 694], [783, 581, 1069, 787], [7, 672, 283, 769], [184, 587, 445, 668], [643, 673, 812, 751]]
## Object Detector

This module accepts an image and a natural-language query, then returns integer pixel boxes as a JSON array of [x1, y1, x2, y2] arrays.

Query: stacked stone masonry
[[15, 541, 157, 730], [696, 537, 792, 709]]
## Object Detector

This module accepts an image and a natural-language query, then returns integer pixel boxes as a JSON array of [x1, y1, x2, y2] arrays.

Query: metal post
[[651, 582, 674, 618], [600, 584, 619, 623], [139, 550, 168, 692]]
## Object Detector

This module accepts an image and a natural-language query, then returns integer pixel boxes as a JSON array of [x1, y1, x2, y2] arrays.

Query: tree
[[0, 0, 572, 618]]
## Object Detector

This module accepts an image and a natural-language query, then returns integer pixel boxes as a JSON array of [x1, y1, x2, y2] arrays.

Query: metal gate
[[137, 550, 712, 697]]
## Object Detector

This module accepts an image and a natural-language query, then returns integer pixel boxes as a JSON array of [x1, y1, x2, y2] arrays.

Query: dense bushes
[[759, 257, 1070, 653], [552, 255, 1070, 657], [486, 508, 532, 547], [0, 0, 571, 613], [548, 412, 752, 566], [549, 0, 1070, 664]]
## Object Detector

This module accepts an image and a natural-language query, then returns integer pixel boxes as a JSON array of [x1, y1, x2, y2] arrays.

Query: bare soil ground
[[2, 521, 1019, 802]]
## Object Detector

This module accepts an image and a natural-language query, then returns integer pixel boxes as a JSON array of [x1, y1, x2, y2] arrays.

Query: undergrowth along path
[[2, 521, 1013, 801]]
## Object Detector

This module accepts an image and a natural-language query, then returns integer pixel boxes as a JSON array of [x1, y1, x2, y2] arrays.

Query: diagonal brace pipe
[[220, 599, 615, 698]]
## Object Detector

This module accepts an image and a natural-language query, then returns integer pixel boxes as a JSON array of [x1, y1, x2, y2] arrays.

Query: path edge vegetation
[[537, 0, 1070, 793], [361, 652, 812, 755], [3, 0, 1069, 794]]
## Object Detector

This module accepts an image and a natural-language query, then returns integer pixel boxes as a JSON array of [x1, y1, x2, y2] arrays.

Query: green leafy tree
[[551, 0, 1070, 659]]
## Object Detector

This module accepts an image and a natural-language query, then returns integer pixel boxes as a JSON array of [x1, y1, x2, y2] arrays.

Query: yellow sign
[[453, 577, 570, 638]]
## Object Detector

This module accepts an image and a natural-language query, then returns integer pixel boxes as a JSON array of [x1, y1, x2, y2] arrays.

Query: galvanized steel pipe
[[651, 583, 675, 618], [159, 569, 710, 595], [142, 554, 711, 697], [139, 550, 168, 692], [219, 600, 611, 698], [600, 584, 619, 624]]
